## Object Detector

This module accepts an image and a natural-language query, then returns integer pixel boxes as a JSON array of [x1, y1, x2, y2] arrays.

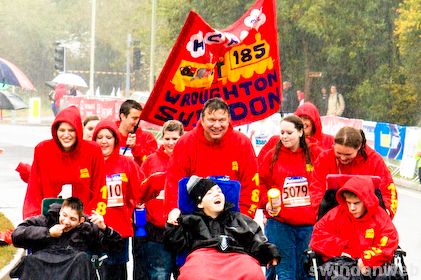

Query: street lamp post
[[89, 0, 96, 96], [149, 0, 157, 91]]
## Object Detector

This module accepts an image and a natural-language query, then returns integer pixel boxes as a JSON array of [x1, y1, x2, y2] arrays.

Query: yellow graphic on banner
[[172, 60, 215, 92], [171, 33, 273, 92], [222, 33, 273, 83]]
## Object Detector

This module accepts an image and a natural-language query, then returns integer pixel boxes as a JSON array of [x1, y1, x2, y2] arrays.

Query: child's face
[[344, 195, 367, 218], [198, 185, 225, 218], [59, 206, 84, 232]]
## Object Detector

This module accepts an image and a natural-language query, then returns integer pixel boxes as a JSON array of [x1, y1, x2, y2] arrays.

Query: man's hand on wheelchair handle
[[267, 258, 279, 268]]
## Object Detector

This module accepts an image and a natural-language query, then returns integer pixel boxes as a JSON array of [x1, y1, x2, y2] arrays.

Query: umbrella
[[0, 58, 36, 91], [52, 73, 88, 88], [0, 90, 28, 110]]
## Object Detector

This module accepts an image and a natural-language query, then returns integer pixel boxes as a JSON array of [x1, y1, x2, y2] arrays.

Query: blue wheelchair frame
[[176, 176, 241, 266]]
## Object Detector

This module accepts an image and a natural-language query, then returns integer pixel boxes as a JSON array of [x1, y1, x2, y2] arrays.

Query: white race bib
[[282, 176, 310, 207], [106, 174, 124, 207]]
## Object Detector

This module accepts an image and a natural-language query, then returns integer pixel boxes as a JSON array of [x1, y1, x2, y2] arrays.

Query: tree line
[[1, 0, 419, 125]]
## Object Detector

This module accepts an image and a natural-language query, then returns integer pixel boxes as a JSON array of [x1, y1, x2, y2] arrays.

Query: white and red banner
[[141, 0, 281, 130]]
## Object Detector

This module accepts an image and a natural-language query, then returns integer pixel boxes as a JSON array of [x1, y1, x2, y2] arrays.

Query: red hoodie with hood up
[[310, 176, 399, 268], [93, 119, 143, 237], [257, 102, 331, 166], [23, 106, 107, 219]]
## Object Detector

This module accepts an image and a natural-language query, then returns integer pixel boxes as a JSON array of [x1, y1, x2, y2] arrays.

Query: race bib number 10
[[106, 174, 124, 207], [282, 176, 310, 207]]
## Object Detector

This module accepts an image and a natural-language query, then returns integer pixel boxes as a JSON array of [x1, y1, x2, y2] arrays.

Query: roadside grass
[[0, 212, 16, 270]]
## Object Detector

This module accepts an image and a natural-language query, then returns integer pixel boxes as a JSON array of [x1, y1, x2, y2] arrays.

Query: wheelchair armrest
[[91, 254, 108, 269], [303, 249, 321, 280], [395, 247, 406, 257]]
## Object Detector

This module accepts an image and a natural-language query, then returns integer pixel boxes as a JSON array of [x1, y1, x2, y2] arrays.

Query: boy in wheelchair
[[164, 176, 280, 280], [10, 197, 122, 280], [309, 175, 403, 279]]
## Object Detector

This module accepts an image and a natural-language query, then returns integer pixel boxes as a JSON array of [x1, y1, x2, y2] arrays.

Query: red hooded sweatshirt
[[93, 119, 142, 238], [115, 120, 157, 167], [164, 122, 260, 218], [311, 146, 398, 219], [23, 106, 107, 219], [259, 143, 322, 225], [140, 145, 170, 228], [310, 176, 399, 268], [257, 103, 333, 166]]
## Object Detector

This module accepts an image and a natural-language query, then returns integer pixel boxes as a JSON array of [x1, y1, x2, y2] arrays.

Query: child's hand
[[167, 208, 181, 225], [89, 210, 106, 230], [49, 224, 65, 237]]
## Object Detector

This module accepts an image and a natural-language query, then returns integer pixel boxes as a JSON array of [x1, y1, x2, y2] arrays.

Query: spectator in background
[[280, 81, 299, 116], [22, 106, 107, 219], [326, 85, 345, 116], [51, 84, 66, 116], [116, 99, 158, 167], [135, 120, 184, 280], [317, 86, 328, 116], [297, 90, 305, 106]]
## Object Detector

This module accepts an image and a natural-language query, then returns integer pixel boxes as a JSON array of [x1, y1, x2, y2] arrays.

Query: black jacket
[[164, 204, 280, 266], [12, 203, 122, 253]]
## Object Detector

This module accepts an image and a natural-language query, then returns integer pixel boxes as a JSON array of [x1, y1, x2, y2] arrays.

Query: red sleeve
[[237, 138, 259, 218], [309, 208, 349, 260], [126, 158, 142, 211], [16, 162, 32, 184], [86, 145, 108, 215], [258, 149, 275, 208], [361, 211, 399, 267], [310, 150, 336, 216], [164, 139, 189, 215], [23, 148, 43, 219], [368, 152, 398, 219], [132, 130, 158, 165]]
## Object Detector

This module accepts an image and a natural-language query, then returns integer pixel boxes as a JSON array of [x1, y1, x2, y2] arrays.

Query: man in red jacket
[[165, 98, 260, 220], [116, 99, 158, 167], [310, 176, 399, 278]]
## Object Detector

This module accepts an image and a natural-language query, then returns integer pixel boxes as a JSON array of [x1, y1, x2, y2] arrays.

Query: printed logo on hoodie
[[80, 168, 90, 178]]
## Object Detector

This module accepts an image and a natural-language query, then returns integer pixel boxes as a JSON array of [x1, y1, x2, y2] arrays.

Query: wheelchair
[[11, 198, 108, 280], [175, 175, 241, 267], [305, 174, 409, 280]]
